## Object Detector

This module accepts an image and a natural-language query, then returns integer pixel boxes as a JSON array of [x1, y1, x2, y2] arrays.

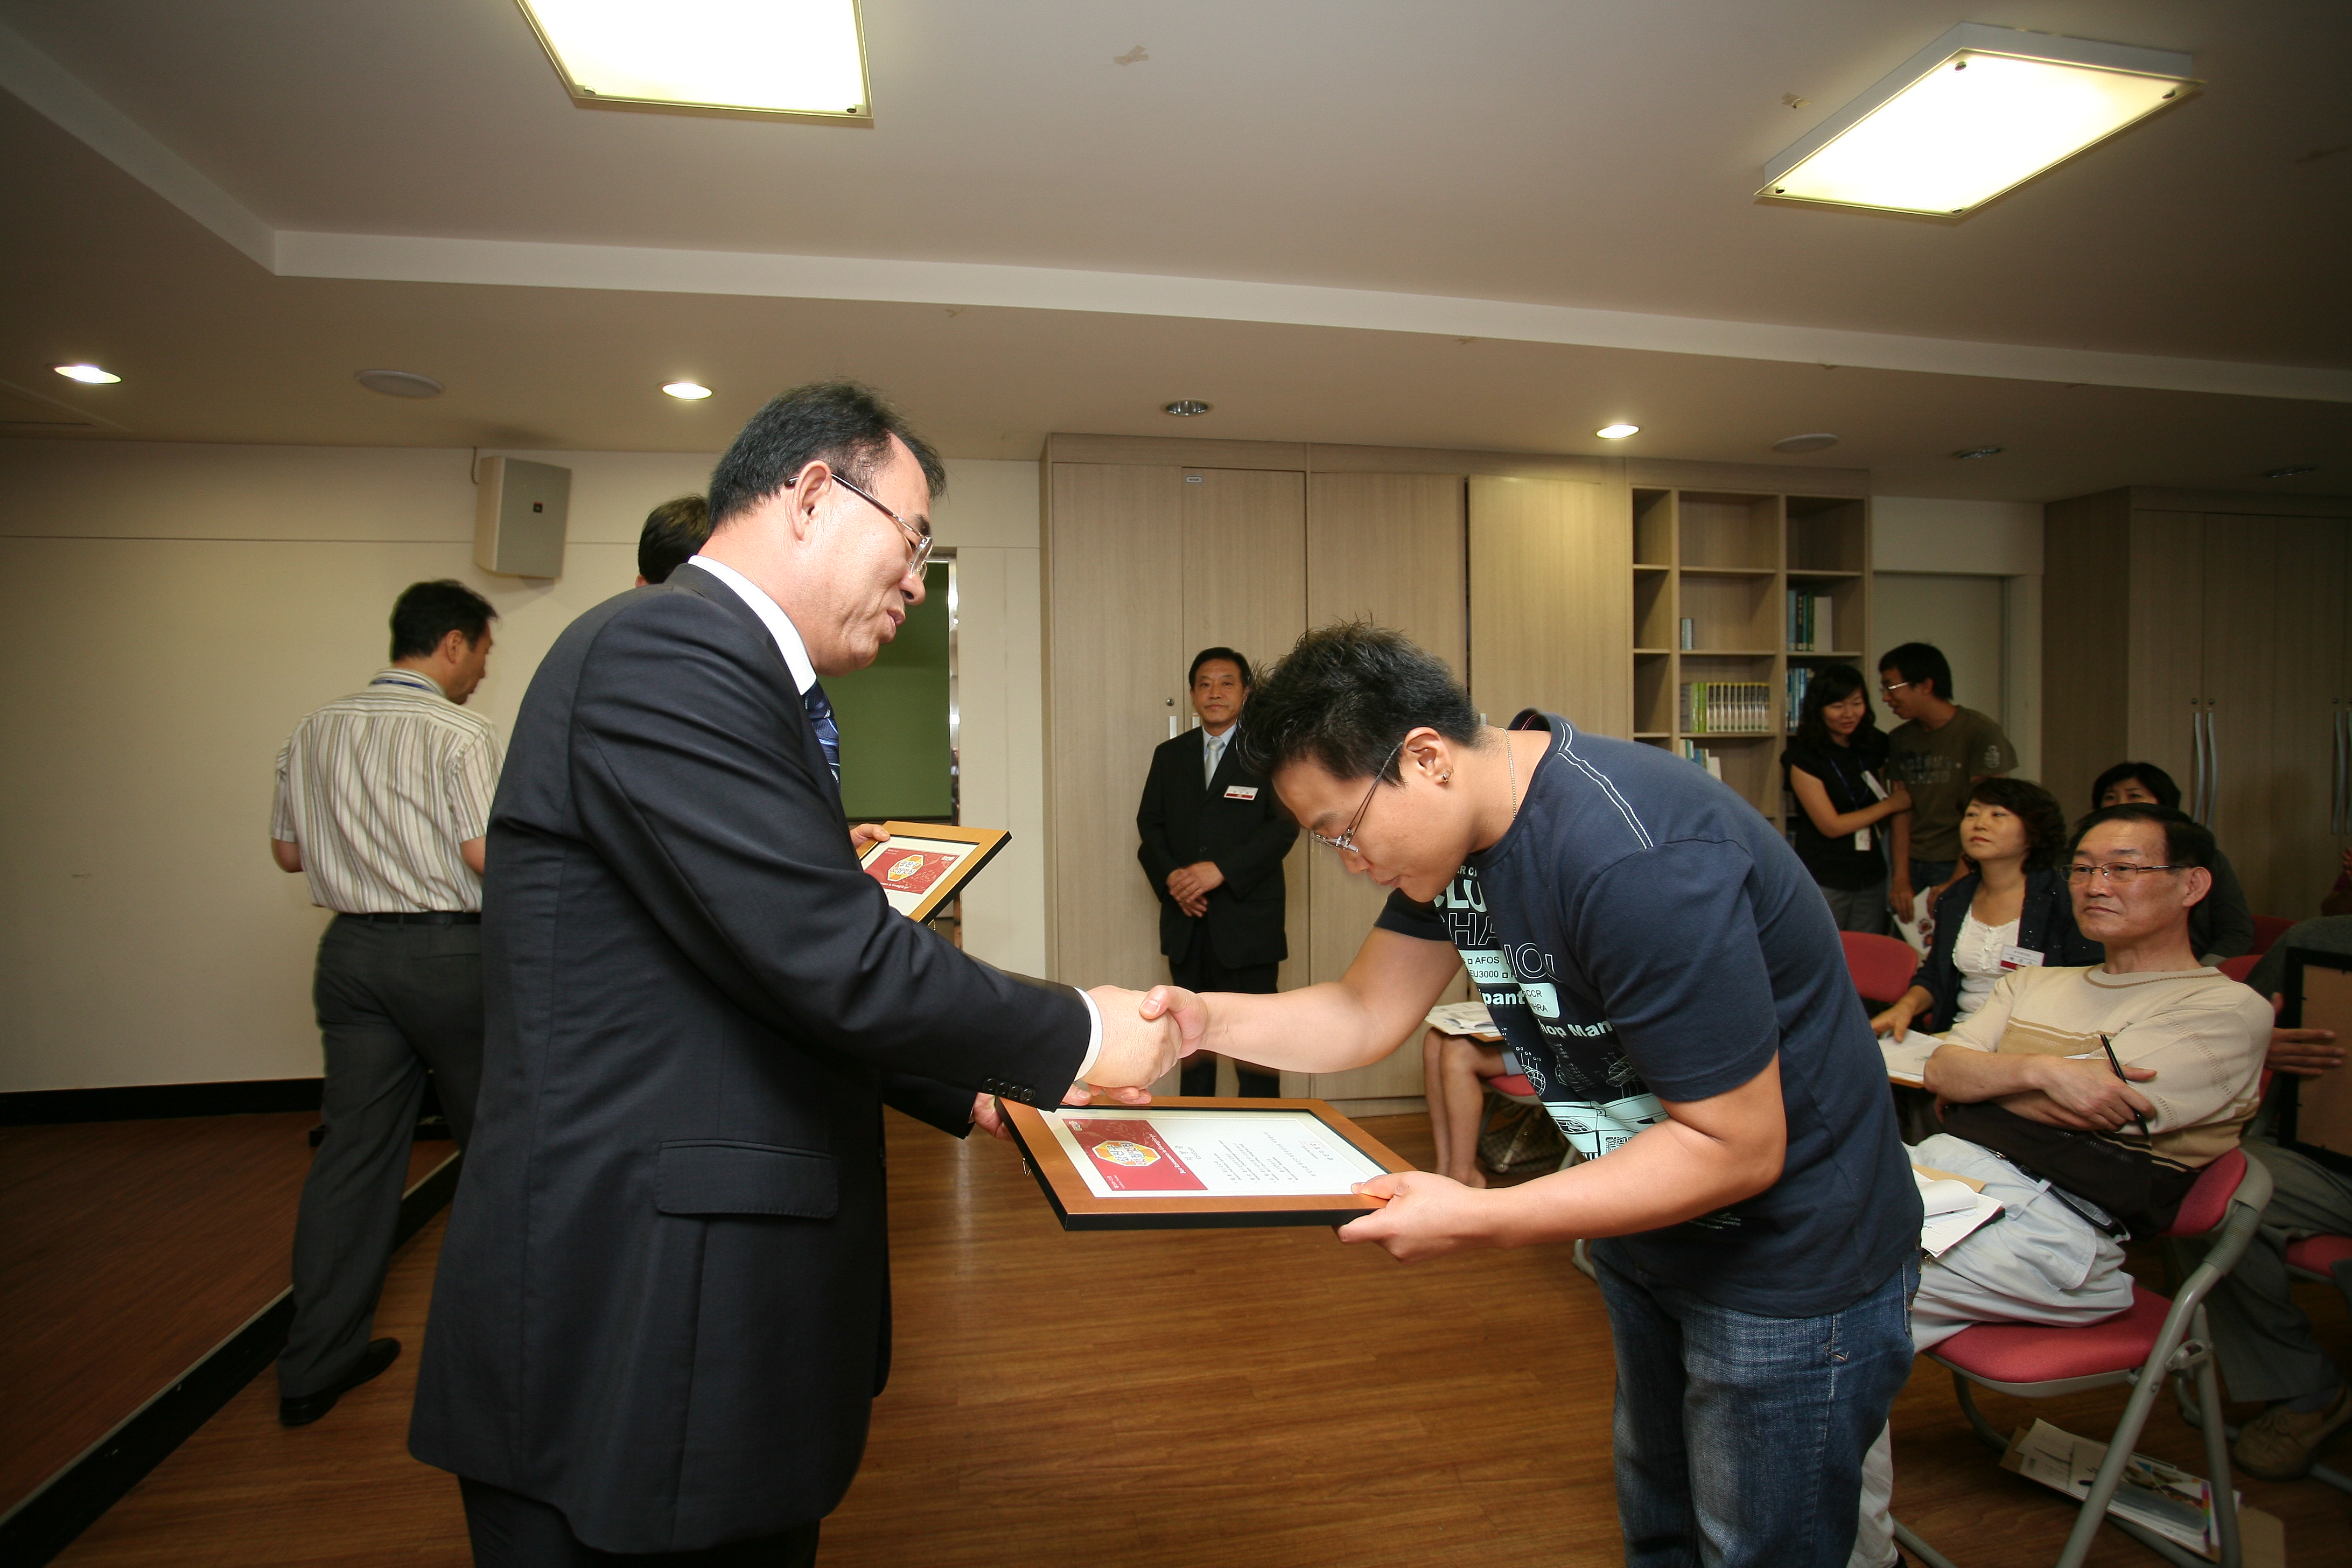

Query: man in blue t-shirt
[[1142, 625, 1921, 1568]]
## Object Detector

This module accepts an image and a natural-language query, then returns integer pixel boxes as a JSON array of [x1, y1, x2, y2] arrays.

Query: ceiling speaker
[[473, 457, 571, 578]]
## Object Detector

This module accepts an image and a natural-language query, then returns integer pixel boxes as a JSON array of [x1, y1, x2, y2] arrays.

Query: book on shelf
[[1675, 740, 1724, 780], [1786, 665, 1811, 731], [1679, 681, 1770, 734], [1784, 590, 1836, 653]]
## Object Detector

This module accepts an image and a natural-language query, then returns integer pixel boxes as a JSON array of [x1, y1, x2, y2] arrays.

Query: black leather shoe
[[279, 1338, 400, 1427]]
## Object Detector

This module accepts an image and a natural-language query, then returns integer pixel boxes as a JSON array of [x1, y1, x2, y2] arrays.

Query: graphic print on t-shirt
[[1432, 864, 1668, 1161]]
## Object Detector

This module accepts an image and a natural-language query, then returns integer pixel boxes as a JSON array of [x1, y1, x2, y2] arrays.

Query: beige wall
[[0, 440, 1044, 1092], [1871, 495, 2045, 783]]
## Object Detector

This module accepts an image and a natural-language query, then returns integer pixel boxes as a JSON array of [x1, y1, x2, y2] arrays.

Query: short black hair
[[389, 579, 496, 662], [1965, 776, 2069, 872], [706, 380, 947, 529], [2069, 802, 2216, 873], [1235, 621, 1481, 783], [2089, 760, 2181, 813], [638, 494, 710, 583], [1879, 641, 1955, 702], [1188, 647, 1252, 688]]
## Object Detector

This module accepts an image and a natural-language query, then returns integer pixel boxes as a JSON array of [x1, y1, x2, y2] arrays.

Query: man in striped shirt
[[268, 578, 503, 1427]]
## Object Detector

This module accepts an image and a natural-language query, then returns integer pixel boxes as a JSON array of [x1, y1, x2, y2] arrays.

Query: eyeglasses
[[1878, 680, 1912, 696], [1311, 741, 1403, 856], [800, 465, 934, 575], [2066, 862, 2192, 884]]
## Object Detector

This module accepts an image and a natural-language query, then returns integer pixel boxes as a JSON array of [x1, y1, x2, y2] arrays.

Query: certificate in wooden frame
[[2280, 947, 2352, 1172], [1000, 1097, 1413, 1231], [858, 822, 1009, 923]]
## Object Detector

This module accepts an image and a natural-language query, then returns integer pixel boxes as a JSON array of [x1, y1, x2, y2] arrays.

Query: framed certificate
[[857, 821, 1010, 923], [999, 1097, 1414, 1230]]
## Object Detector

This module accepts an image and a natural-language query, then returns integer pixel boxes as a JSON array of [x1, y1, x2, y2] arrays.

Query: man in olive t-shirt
[[1880, 641, 2015, 918]]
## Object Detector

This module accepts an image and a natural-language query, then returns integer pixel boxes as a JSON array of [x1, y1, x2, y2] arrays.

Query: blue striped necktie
[[802, 682, 841, 783]]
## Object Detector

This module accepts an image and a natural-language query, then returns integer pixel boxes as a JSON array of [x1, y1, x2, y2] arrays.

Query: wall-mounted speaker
[[473, 457, 571, 578]]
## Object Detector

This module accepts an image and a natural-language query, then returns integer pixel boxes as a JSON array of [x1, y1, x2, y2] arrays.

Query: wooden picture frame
[[999, 1097, 1415, 1231], [2280, 947, 2352, 1173], [857, 821, 1010, 924]]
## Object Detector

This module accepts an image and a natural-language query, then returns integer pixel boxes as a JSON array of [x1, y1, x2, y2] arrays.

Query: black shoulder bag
[[1938, 1101, 2197, 1238]]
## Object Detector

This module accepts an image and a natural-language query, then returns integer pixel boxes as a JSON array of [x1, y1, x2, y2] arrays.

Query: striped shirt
[[270, 668, 503, 914]]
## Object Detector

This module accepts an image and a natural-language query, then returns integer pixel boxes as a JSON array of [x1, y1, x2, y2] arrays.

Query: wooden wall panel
[[2122, 507, 2206, 796], [2040, 489, 2133, 811], [1044, 463, 1184, 989], [1181, 468, 1310, 995], [1466, 476, 1632, 739], [1300, 472, 1469, 1100]]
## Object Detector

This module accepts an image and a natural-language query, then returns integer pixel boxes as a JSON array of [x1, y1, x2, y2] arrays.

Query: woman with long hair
[[1871, 776, 2099, 1040], [1781, 665, 1909, 933]]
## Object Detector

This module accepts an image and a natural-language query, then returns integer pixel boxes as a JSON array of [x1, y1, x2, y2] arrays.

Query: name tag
[[1852, 827, 1872, 850], [1223, 785, 1258, 800], [1999, 945, 2045, 971]]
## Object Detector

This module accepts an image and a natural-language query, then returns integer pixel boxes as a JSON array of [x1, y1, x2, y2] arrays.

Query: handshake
[[1076, 984, 1204, 1101]]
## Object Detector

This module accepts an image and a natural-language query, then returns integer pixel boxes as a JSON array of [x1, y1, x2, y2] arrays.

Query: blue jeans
[[1593, 1241, 1918, 1568]]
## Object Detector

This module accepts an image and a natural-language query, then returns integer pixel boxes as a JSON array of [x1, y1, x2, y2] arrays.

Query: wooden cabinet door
[[1300, 472, 1468, 1102], [1045, 463, 1184, 988], [2248, 514, 2350, 915], [2124, 508, 2207, 799], [1467, 477, 1632, 737], [1181, 468, 1309, 995], [2200, 515, 2280, 904]]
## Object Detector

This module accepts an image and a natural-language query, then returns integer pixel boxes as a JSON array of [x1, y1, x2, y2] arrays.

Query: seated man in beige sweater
[[1852, 802, 2270, 1568]]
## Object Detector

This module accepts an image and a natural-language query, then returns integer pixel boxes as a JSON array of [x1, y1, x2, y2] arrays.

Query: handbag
[[1939, 1101, 2197, 1237], [1476, 1095, 1568, 1175]]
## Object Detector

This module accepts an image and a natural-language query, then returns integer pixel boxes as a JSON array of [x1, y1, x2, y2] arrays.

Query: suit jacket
[[1909, 866, 2103, 1030], [1135, 726, 1298, 968], [409, 565, 1089, 1552]]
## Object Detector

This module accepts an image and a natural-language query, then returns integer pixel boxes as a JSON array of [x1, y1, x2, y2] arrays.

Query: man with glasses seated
[[1849, 802, 2271, 1568]]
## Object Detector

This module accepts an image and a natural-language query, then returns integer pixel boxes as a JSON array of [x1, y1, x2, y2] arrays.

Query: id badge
[[1853, 827, 1872, 850], [1998, 945, 2045, 971]]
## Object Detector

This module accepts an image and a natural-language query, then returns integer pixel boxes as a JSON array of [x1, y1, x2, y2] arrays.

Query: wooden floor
[[51, 1112, 2352, 1567], [0, 1113, 446, 1512]]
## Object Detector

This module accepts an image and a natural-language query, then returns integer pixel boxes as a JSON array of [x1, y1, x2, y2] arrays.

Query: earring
[[1438, 771, 1452, 782]]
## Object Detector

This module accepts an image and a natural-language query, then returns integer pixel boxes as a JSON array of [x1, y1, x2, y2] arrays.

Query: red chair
[[1842, 930, 1920, 1010], [1893, 1150, 2274, 1568], [2249, 915, 2295, 957], [2219, 954, 2261, 984]]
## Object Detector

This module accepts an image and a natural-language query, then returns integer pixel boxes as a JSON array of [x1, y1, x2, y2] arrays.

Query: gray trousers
[[1820, 879, 1892, 935], [2199, 1138, 2352, 1404], [279, 916, 484, 1398]]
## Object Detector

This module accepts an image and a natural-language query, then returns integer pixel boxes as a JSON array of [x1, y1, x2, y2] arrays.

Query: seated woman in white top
[[1872, 778, 2099, 1041]]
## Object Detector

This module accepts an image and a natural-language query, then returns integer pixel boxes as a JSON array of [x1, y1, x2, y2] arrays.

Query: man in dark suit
[[1137, 648, 1299, 1096], [410, 382, 1178, 1566]]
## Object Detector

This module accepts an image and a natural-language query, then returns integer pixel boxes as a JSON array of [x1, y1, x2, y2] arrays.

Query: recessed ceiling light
[[1771, 433, 1840, 454], [1164, 400, 1213, 417], [1596, 423, 1640, 440], [515, 0, 872, 123], [1760, 24, 2196, 215], [1954, 446, 2005, 460], [53, 364, 121, 384], [2262, 465, 2318, 480], [663, 382, 714, 400], [354, 369, 445, 398]]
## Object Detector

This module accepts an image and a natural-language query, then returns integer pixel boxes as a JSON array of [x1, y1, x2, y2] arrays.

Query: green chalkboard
[[826, 562, 954, 820]]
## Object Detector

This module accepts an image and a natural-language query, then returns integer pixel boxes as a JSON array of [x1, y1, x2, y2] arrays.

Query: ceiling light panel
[[515, 0, 872, 123], [1761, 24, 2195, 216]]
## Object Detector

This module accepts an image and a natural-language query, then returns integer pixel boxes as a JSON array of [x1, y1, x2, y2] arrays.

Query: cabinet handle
[[2188, 705, 2206, 823], [2204, 705, 2220, 828], [2335, 704, 2348, 836]]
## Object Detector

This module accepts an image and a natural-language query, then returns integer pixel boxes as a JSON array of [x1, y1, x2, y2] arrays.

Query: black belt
[[343, 911, 481, 925]]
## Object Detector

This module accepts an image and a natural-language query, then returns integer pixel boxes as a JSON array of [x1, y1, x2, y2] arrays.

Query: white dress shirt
[[683, 554, 1103, 1084]]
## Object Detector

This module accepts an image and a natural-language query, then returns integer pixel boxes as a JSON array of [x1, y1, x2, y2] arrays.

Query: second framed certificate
[[1000, 1097, 1413, 1230], [857, 821, 1009, 923]]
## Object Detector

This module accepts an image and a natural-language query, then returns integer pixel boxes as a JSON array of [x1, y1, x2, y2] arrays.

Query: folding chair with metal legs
[[2171, 1229, 2352, 1497], [1890, 1149, 2274, 1568]]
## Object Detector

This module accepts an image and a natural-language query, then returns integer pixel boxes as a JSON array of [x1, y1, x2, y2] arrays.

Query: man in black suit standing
[[410, 382, 1178, 1566], [1137, 648, 1299, 1097]]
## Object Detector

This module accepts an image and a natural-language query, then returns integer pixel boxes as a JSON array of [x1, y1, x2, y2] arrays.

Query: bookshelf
[[1629, 488, 1872, 830]]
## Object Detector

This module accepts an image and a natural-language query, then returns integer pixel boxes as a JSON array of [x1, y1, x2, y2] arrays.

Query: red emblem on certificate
[[1063, 1118, 1208, 1192], [865, 849, 957, 895]]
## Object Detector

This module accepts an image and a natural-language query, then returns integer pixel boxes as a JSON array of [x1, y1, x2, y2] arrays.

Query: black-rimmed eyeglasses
[[1311, 741, 1404, 856]]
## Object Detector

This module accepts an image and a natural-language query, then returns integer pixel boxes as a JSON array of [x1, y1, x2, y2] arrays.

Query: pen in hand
[[2097, 1033, 2153, 1140]]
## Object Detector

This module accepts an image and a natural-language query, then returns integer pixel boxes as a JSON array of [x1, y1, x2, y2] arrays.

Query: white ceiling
[[2, 0, 2347, 499]]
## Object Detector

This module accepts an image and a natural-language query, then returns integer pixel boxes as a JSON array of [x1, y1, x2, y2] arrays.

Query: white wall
[[0, 440, 1045, 1092], [1871, 496, 2044, 783]]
